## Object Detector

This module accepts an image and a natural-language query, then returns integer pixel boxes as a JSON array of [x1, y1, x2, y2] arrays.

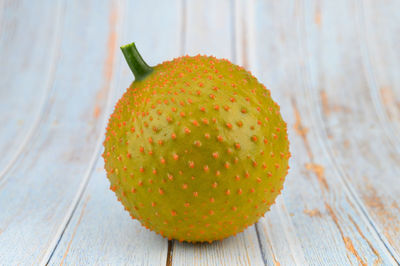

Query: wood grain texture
[[248, 0, 398, 264], [48, 161, 169, 266], [48, 0, 183, 264], [183, 0, 234, 60], [301, 0, 400, 261], [0, 0, 122, 264], [360, 0, 400, 144], [172, 233, 263, 266], [358, 3, 400, 253], [0, 0, 64, 181], [0, 0, 400, 265]]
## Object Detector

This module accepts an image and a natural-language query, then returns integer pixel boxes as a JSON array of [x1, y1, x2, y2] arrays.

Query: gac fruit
[[103, 42, 290, 243]]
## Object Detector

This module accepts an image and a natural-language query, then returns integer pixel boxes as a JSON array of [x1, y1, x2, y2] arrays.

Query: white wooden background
[[0, 0, 399, 265]]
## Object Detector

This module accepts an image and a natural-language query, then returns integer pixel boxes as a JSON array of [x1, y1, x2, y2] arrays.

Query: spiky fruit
[[103, 43, 290, 243]]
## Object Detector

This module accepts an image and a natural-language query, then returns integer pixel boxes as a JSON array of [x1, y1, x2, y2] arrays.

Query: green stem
[[120, 42, 153, 81]]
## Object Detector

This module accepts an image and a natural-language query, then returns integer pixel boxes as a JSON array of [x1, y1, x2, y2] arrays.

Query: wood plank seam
[[254, 223, 274, 265], [166, 240, 174, 266], [0, 0, 66, 186], [234, 2, 265, 262], [163, 1, 187, 263], [168, 2, 265, 264], [40, 1, 126, 264], [233, 1, 294, 265], [235, 1, 278, 265], [297, 0, 399, 264], [235, 1, 311, 265], [234, 0, 270, 264], [58, 195, 91, 266], [274, 199, 308, 265]]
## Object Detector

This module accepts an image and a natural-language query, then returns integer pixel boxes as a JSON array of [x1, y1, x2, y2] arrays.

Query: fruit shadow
[[171, 233, 250, 261]]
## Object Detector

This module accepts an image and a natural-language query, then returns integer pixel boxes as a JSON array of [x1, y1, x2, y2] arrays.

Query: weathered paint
[[0, 0, 399, 264]]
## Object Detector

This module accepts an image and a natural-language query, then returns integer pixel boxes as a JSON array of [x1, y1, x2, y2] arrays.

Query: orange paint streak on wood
[[362, 179, 399, 223], [314, 2, 322, 27], [393, 202, 400, 212], [305, 163, 329, 191], [291, 99, 313, 160], [291, 99, 331, 192], [273, 257, 281, 266], [380, 86, 400, 120], [244, 244, 251, 266], [363, 182, 387, 216], [362, 179, 400, 247], [93, 106, 101, 118], [320, 90, 351, 115], [293, 101, 309, 137], [94, 5, 118, 117], [320, 90, 330, 115], [347, 214, 382, 265], [325, 203, 366, 266], [104, 7, 118, 85], [314, 8, 322, 26], [241, 15, 249, 69], [303, 208, 322, 217], [60, 195, 90, 266], [380, 86, 395, 106], [383, 232, 396, 251], [343, 237, 365, 266], [343, 139, 350, 149], [261, 223, 280, 265]]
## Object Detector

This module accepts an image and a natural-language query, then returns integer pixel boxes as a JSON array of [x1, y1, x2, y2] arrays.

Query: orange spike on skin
[[104, 44, 290, 243]]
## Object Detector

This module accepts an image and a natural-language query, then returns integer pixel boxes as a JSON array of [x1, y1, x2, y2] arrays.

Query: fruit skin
[[103, 53, 290, 243]]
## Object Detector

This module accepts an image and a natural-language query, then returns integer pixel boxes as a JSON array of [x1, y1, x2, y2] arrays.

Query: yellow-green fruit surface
[[103, 55, 290, 243]]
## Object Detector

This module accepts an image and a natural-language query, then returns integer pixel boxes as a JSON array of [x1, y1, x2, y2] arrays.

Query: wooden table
[[1, 0, 399, 265]]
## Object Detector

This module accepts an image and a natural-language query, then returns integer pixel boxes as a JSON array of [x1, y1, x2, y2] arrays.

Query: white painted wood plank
[[0, 0, 64, 180], [246, 0, 398, 264], [234, 2, 287, 265], [360, 0, 400, 141], [301, 0, 400, 261], [0, 0, 123, 264], [48, 0, 183, 264], [356, 4, 400, 253], [171, 1, 264, 265], [173, 232, 263, 266], [1, 0, 398, 264], [48, 161, 168, 266], [184, 0, 234, 60]]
